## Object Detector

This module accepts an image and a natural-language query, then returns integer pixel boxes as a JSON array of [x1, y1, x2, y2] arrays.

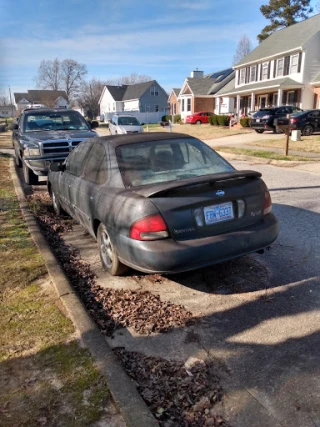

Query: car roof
[[97, 132, 195, 148]]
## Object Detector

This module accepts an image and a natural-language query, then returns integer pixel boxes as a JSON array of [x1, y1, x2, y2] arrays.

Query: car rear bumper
[[250, 121, 274, 131], [115, 213, 279, 274]]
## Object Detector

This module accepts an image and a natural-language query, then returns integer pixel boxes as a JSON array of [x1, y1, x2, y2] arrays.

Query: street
[[50, 160, 320, 427]]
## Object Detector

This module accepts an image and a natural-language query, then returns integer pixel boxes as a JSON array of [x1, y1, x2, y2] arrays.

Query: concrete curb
[[216, 150, 316, 168], [9, 160, 158, 427]]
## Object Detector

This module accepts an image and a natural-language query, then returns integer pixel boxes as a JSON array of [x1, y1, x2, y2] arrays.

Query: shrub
[[174, 114, 181, 124], [217, 115, 230, 126], [240, 117, 251, 128], [209, 115, 219, 126]]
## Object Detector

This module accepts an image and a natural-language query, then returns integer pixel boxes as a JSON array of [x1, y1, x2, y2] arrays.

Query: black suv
[[250, 106, 303, 133], [12, 108, 99, 185], [277, 109, 320, 136]]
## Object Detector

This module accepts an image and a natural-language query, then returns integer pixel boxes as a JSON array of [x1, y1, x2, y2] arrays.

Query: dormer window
[[276, 58, 284, 77]]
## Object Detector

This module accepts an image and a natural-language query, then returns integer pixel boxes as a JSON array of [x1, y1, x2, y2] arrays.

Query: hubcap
[[304, 126, 312, 136], [100, 231, 113, 269]]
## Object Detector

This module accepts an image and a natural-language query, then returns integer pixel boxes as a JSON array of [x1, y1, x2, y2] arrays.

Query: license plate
[[204, 202, 234, 225], [256, 119, 260, 122]]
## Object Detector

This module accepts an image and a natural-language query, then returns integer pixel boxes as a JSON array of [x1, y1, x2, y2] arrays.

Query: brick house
[[214, 13, 320, 115], [168, 88, 180, 116], [177, 69, 235, 121]]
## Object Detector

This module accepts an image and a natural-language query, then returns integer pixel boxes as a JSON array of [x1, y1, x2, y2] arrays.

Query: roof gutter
[[234, 47, 303, 69]]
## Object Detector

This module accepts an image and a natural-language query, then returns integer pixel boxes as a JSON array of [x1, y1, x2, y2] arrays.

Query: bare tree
[[77, 78, 105, 119], [0, 95, 12, 106], [105, 73, 153, 86], [233, 35, 252, 65], [35, 58, 87, 100]]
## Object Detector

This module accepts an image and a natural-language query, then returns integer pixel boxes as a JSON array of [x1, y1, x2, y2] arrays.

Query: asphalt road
[[15, 156, 320, 427]]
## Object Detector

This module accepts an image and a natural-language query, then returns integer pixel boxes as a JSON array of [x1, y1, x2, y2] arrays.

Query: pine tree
[[258, 0, 313, 43]]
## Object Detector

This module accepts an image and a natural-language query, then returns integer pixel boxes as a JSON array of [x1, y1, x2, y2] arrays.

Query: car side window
[[83, 143, 108, 184], [66, 142, 92, 177], [277, 108, 287, 115], [309, 111, 320, 118]]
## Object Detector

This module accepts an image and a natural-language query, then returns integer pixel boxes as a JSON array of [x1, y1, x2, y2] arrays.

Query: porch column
[[250, 92, 255, 112], [277, 88, 282, 106], [236, 95, 240, 116]]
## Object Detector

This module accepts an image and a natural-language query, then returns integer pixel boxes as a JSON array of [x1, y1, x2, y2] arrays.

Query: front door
[[259, 96, 267, 109]]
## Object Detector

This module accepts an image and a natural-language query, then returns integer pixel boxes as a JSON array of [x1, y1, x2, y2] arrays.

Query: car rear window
[[116, 138, 234, 187], [118, 117, 140, 126], [253, 109, 274, 117]]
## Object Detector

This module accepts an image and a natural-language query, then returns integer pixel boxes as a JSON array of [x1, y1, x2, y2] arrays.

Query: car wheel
[[302, 124, 313, 136], [255, 129, 264, 134], [97, 223, 128, 276], [196, 120, 202, 125], [22, 159, 38, 185], [52, 189, 67, 216]]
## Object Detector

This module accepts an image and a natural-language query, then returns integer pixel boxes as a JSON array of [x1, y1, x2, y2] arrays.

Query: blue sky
[[0, 0, 319, 98]]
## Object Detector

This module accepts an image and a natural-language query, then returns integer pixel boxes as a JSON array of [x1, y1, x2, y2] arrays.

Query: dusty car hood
[[24, 129, 98, 142]]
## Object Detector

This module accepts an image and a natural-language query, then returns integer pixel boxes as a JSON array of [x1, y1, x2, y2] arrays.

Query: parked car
[[109, 114, 144, 135], [185, 112, 214, 124], [277, 109, 320, 136], [250, 106, 303, 133], [12, 108, 99, 185], [48, 132, 279, 276]]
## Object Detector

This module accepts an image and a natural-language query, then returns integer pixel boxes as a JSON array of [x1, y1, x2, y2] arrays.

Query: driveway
[[56, 161, 320, 426]]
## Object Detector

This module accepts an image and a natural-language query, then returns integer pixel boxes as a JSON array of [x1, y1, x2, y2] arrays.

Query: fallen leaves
[[115, 349, 230, 427]]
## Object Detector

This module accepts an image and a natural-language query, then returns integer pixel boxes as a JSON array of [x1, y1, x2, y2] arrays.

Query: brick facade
[[169, 92, 180, 115], [193, 97, 215, 113], [313, 87, 320, 108]]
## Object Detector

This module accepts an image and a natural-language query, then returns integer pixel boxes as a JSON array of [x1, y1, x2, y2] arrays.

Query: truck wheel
[[255, 129, 264, 134], [23, 159, 38, 185], [97, 223, 128, 276]]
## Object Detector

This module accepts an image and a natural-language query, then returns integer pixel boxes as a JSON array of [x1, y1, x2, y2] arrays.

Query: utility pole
[[9, 86, 13, 117]]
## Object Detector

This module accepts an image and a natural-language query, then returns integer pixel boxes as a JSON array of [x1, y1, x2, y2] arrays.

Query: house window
[[187, 98, 191, 111], [250, 66, 256, 82], [182, 99, 185, 111], [150, 86, 159, 96], [239, 69, 246, 85], [273, 93, 278, 106], [262, 62, 269, 80], [286, 91, 295, 105], [276, 58, 284, 77], [155, 104, 159, 112], [290, 54, 299, 74], [145, 105, 150, 112]]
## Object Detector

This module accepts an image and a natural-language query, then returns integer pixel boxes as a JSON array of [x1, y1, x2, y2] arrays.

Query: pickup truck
[[12, 108, 99, 185]]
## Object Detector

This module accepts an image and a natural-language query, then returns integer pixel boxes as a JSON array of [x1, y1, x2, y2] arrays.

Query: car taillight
[[263, 191, 272, 215], [290, 118, 298, 123], [130, 214, 169, 240]]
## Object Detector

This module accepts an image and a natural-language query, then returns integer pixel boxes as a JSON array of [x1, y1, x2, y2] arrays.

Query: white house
[[14, 90, 69, 113], [0, 105, 16, 118], [99, 80, 168, 123], [214, 13, 320, 115]]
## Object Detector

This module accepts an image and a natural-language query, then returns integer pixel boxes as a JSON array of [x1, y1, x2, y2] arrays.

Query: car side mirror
[[91, 121, 99, 129], [141, 123, 145, 126], [50, 162, 66, 172]]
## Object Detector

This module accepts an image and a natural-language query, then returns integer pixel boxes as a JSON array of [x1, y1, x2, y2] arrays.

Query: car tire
[[52, 189, 67, 216], [22, 159, 38, 185], [302, 124, 314, 136], [255, 129, 264, 134], [97, 223, 128, 276], [196, 120, 202, 125]]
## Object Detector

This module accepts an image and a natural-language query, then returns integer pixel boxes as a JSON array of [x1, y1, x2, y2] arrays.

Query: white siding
[[124, 99, 139, 111], [301, 32, 320, 109]]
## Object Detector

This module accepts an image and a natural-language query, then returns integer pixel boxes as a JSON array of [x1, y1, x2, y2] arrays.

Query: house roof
[[215, 77, 304, 96], [173, 88, 180, 96], [104, 80, 163, 102], [14, 90, 68, 104], [182, 69, 235, 96], [235, 13, 320, 67]]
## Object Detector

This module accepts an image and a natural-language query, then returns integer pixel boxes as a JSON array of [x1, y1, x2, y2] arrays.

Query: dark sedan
[[277, 109, 320, 136], [250, 106, 303, 133], [48, 133, 279, 275]]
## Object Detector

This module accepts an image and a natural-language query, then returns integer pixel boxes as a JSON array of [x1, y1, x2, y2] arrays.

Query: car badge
[[216, 190, 225, 196]]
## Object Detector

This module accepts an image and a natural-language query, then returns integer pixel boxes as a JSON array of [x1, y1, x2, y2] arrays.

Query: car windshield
[[24, 111, 90, 132], [116, 138, 234, 188], [118, 117, 140, 126]]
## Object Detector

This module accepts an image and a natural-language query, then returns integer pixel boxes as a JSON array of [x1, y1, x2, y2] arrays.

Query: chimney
[[190, 68, 204, 78]]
